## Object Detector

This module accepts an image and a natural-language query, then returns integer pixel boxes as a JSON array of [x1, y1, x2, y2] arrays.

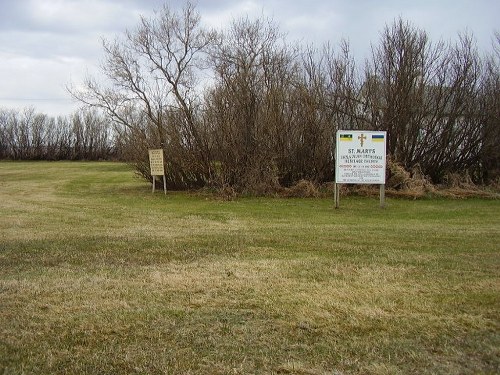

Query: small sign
[[148, 149, 164, 176], [335, 130, 387, 184]]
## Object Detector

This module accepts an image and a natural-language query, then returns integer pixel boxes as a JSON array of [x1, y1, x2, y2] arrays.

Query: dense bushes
[[71, 3, 498, 191], [6, 3, 500, 192]]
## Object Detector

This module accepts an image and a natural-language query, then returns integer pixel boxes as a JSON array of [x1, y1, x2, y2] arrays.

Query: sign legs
[[334, 183, 386, 209], [152, 175, 167, 195], [334, 183, 340, 209], [380, 184, 385, 208]]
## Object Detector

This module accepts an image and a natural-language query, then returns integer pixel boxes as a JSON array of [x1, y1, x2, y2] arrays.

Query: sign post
[[148, 149, 166, 195], [335, 130, 387, 208]]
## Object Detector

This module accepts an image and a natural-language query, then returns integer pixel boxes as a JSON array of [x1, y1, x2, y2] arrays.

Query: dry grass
[[283, 180, 320, 198], [383, 158, 500, 199], [1, 161, 499, 374]]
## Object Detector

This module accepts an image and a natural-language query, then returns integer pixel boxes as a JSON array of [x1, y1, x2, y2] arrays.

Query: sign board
[[335, 130, 387, 184], [148, 149, 164, 176]]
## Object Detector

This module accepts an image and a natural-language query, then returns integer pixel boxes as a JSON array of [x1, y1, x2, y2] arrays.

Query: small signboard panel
[[335, 130, 387, 184], [148, 149, 164, 176], [148, 149, 167, 194]]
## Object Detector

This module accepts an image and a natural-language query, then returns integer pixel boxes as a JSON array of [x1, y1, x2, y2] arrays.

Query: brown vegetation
[[0, 108, 113, 160], [1, 162, 499, 374], [2, 2, 498, 193]]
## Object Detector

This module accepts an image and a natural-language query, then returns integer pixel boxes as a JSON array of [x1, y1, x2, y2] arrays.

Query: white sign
[[335, 130, 387, 184], [148, 149, 165, 176]]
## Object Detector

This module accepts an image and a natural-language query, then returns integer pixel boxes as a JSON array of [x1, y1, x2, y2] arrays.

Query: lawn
[[0, 161, 499, 374]]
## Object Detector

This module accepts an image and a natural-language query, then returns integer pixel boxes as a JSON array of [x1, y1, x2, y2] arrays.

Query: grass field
[[0, 161, 499, 374]]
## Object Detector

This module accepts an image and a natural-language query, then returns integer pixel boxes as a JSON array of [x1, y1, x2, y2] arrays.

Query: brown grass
[[282, 180, 320, 198], [1, 161, 499, 374]]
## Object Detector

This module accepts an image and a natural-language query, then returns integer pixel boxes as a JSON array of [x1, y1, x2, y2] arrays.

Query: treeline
[[8, 2, 500, 191], [0, 107, 114, 160]]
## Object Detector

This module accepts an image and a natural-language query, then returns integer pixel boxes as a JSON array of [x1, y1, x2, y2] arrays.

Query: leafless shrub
[[0, 107, 114, 160], [216, 184, 237, 201], [70, 2, 216, 189], [58, 3, 499, 192], [363, 19, 489, 183]]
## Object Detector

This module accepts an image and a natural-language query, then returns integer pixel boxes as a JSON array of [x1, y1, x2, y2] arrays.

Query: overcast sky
[[0, 0, 498, 116]]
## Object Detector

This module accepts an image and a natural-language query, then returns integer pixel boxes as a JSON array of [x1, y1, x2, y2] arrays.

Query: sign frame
[[148, 149, 167, 194], [334, 130, 387, 208]]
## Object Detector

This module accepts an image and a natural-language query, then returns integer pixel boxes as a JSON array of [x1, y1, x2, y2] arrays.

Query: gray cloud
[[0, 0, 498, 116]]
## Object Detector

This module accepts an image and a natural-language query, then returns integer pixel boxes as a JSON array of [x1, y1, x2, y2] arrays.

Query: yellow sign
[[148, 149, 164, 176]]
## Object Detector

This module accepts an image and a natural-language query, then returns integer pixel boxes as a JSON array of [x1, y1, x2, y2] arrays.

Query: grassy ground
[[0, 161, 499, 374]]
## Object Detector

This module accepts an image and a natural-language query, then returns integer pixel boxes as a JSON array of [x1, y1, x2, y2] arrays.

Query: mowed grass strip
[[0, 161, 499, 374]]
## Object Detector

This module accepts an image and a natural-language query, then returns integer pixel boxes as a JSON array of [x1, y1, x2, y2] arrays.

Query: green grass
[[0, 161, 499, 374]]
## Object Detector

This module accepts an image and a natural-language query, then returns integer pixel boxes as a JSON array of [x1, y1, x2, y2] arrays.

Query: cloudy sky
[[0, 0, 498, 116]]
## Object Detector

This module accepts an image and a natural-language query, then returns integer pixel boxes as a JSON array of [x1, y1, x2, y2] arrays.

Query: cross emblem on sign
[[358, 133, 367, 147]]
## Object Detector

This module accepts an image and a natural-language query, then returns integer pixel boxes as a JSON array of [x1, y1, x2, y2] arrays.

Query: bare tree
[[365, 19, 433, 162], [294, 41, 360, 183], [71, 109, 113, 160], [206, 16, 293, 190], [424, 32, 483, 180], [478, 32, 500, 182], [363, 19, 487, 182], [57, 6, 498, 189], [70, 1, 216, 188]]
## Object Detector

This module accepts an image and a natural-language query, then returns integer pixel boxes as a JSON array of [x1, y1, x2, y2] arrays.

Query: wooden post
[[163, 174, 167, 195], [380, 184, 385, 208], [152, 176, 155, 193], [334, 183, 340, 209]]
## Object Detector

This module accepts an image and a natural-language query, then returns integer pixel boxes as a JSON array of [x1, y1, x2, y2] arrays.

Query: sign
[[335, 130, 387, 184], [148, 149, 167, 194], [148, 149, 164, 176]]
